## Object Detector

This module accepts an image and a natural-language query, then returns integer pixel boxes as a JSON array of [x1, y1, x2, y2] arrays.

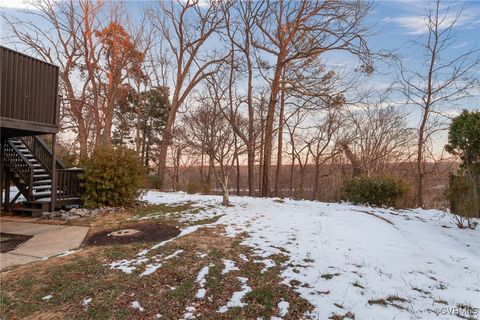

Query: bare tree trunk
[[221, 176, 230, 206], [313, 158, 320, 200], [258, 109, 265, 195], [236, 154, 240, 196], [262, 54, 285, 197], [299, 167, 305, 198], [175, 147, 181, 191], [416, 28, 436, 208], [222, 186, 230, 206], [157, 115, 174, 189], [244, 17, 255, 197], [101, 103, 114, 146], [290, 150, 295, 197], [207, 157, 213, 190], [141, 137, 145, 165], [247, 145, 255, 196], [200, 152, 205, 184], [145, 143, 150, 167], [416, 111, 428, 208], [77, 117, 89, 157], [274, 78, 286, 197]]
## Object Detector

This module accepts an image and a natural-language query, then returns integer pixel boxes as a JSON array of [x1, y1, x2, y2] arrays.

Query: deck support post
[[50, 133, 57, 211], [3, 137, 10, 212], [0, 139, 3, 213]]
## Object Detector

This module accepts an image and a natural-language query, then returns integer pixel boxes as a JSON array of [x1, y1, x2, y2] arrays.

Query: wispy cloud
[[0, 0, 38, 11], [386, 2, 480, 35]]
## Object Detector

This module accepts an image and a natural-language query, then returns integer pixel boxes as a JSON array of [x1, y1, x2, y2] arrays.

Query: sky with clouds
[[1, 0, 479, 150], [366, 1, 479, 135]]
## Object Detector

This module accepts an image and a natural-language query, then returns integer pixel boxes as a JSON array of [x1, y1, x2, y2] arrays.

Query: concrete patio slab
[[0, 221, 89, 271], [0, 221, 63, 236], [0, 254, 41, 270]]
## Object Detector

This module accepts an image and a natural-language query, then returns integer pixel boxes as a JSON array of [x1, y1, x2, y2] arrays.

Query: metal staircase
[[3, 136, 82, 216]]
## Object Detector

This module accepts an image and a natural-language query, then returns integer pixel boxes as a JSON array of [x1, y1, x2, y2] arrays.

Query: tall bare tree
[[182, 83, 247, 205], [308, 110, 343, 200], [149, 0, 229, 189], [397, 0, 480, 207], [253, 0, 373, 196], [222, 1, 260, 196], [284, 108, 310, 197]]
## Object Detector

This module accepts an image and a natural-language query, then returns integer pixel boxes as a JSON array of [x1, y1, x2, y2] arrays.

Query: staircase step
[[34, 174, 50, 179], [33, 179, 52, 185], [6, 137, 82, 212], [33, 185, 51, 191], [33, 191, 52, 197]]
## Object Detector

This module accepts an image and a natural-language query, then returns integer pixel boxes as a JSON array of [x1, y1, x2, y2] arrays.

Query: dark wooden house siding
[[0, 46, 60, 134]]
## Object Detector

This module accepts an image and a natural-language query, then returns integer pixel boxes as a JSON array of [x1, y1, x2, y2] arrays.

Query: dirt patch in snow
[[352, 209, 396, 226], [84, 223, 180, 246], [0, 233, 33, 253]]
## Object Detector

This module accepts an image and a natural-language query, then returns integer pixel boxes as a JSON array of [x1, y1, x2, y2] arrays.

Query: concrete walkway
[[0, 220, 89, 270]]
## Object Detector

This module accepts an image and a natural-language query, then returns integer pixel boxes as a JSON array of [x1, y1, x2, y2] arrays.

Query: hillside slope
[[143, 191, 480, 320]]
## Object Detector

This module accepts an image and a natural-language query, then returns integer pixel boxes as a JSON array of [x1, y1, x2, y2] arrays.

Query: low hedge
[[343, 176, 408, 208]]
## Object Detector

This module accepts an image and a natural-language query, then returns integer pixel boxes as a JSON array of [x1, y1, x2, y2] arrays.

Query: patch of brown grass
[[368, 295, 408, 310], [1, 225, 312, 319]]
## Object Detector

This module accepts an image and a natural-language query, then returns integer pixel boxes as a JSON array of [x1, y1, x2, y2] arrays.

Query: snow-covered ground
[[141, 191, 480, 320]]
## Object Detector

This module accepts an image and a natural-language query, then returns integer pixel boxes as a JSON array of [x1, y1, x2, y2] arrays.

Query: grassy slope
[[0, 203, 311, 320]]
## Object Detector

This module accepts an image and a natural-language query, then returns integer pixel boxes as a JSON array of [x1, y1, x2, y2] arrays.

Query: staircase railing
[[3, 140, 34, 200], [20, 136, 65, 173], [5, 136, 83, 206], [56, 168, 83, 200]]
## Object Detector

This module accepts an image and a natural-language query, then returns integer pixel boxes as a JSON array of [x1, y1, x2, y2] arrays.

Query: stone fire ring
[[108, 229, 141, 237]]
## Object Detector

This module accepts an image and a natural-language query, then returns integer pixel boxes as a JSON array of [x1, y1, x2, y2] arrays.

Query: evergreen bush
[[343, 176, 408, 208], [80, 147, 146, 208]]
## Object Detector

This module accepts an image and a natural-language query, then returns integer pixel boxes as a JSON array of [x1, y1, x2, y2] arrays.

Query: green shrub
[[343, 176, 408, 208], [80, 146, 146, 208]]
